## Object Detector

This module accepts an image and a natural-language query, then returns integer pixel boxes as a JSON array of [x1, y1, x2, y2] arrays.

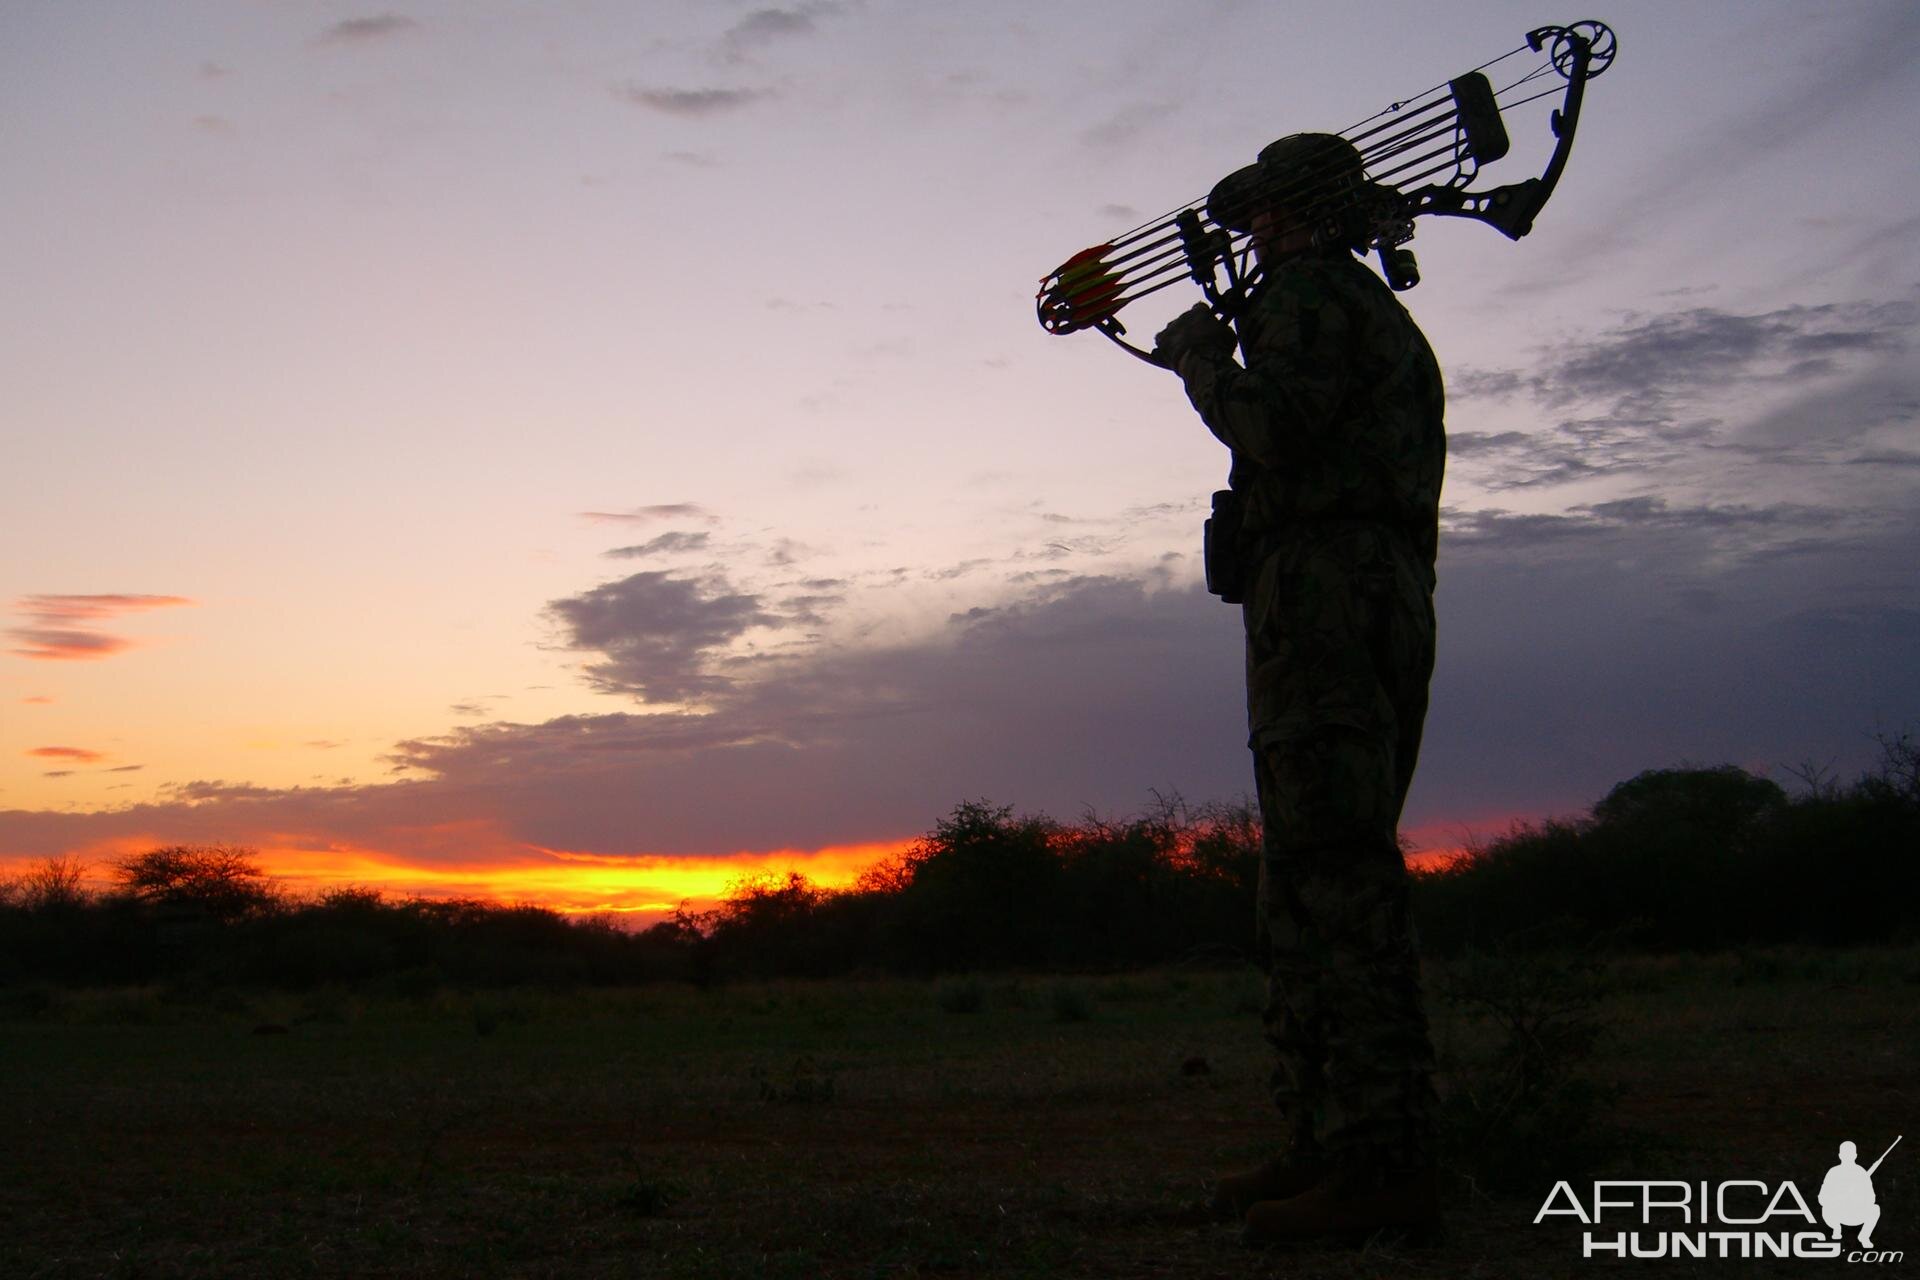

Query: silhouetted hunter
[[1154, 132, 1444, 1244], [1031, 20, 1618, 1246]]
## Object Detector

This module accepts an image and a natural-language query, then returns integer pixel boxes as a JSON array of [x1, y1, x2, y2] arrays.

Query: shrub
[[1437, 942, 1620, 1191]]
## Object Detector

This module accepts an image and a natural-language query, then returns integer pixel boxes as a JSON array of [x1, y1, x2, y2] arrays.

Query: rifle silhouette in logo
[[1822, 1135, 1900, 1249]]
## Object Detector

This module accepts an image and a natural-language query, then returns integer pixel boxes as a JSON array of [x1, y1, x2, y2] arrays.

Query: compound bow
[[1036, 20, 1618, 366]]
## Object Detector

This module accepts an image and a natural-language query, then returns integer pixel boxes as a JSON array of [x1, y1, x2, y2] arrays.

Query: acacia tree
[[11, 854, 91, 912], [113, 844, 276, 922], [1871, 728, 1920, 804]]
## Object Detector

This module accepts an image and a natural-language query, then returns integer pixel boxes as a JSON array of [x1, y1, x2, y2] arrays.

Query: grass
[[2, 951, 1916, 1277]]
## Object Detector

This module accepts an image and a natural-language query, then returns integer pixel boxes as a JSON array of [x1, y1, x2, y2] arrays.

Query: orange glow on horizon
[[1399, 811, 1548, 875], [1404, 845, 1470, 874], [0, 828, 918, 926], [3, 816, 1508, 922]]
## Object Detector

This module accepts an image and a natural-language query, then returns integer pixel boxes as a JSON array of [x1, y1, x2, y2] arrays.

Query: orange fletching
[[1044, 244, 1123, 328]]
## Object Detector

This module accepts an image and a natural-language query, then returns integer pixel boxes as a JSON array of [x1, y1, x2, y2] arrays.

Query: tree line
[[1414, 731, 1920, 952], [3, 732, 1915, 990]]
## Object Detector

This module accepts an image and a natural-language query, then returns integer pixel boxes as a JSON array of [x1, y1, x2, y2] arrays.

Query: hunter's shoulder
[[1241, 254, 1365, 351], [1254, 252, 1383, 313]]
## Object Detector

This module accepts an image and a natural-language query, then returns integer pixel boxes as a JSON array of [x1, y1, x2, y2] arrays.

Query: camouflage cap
[[1207, 133, 1367, 233]]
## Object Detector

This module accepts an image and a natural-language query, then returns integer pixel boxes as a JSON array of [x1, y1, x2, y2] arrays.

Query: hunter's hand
[[1153, 303, 1236, 368]]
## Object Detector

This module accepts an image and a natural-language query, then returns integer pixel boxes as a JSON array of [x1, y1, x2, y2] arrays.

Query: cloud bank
[[1451, 299, 1919, 489], [3, 508, 1914, 873], [312, 15, 418, 47], [617, 87, 768, 117], [7, 594, 193, 661]]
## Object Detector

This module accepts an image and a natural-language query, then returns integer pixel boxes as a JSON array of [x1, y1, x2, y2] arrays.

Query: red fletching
[[1038, 244, 1123, 332]]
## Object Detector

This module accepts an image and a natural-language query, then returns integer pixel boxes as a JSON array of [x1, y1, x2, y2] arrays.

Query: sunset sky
[[5, 0, 1917, 917]]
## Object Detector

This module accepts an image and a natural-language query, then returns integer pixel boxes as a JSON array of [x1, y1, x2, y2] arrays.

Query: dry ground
[[2, 950, 1915, 1277]]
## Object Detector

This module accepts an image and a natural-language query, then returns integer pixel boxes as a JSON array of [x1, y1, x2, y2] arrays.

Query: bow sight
[[1036, 20, 1617, 366]]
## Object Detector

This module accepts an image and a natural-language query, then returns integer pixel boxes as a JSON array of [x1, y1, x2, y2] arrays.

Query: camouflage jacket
[[1175, 250, 1446, 574]]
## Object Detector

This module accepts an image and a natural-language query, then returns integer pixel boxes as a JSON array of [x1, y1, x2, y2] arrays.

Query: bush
[[113, 845, 277, 922], [5, 737, 1915, 990], [1436, 942, 1621, 1191], [1413, 751, 1920, 953]]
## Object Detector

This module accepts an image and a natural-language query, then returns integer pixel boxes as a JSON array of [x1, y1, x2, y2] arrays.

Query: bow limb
[[1096, 317, 1172, 369], [1398, 22, 1603, 241]]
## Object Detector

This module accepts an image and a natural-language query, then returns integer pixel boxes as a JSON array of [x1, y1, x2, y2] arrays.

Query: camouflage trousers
[[1241, 523, 1439, 1175]]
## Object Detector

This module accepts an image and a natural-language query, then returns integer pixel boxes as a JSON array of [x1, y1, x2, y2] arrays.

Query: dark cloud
[[107, 765, 144, 774], [1121, 501, 1196, 522], [713, 4, 839, 68], [1448, 369, 1525, 401], [313, 15, 418, 46], [1459, 416, 1706, 489], [1448, 299, 1919, 489], [16, 594, 193, 618], [617, 86, 767, 117], [545, 572, 779, 703], [1849, 449, 1920, 468], [6, 512, 1917, 863], [1456, 301, 1914, 406], [927, 559, 993, 582], [1447, 430, 1530, 455], [28, 747, 104, 765], [725, 8, 818, 48], [776, 591, 843, 625], [767, 538, 815, 567], [1442, 498, 1850, 570], [164, 780, 291, 804], [0, 575, 1241, 860], [392, 712, 744, 774], [578, 504, 713, 525], [7, 594, 193, 662], [1540, 304, 1910, 411], [8, 629, 131, 661], [603, 531, 712, 559], [384, 572, 1248, 853]]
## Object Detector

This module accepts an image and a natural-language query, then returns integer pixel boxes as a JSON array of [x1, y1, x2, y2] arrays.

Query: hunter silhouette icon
[[1822, 1135, 1900, 1249]]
